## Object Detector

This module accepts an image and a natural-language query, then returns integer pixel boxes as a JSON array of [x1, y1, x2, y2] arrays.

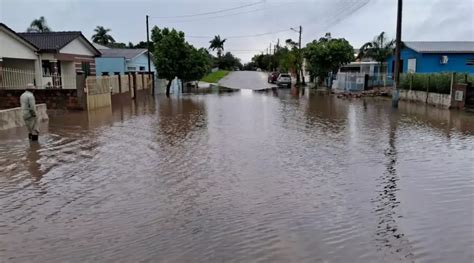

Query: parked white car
[[276, 73, 292, 87]]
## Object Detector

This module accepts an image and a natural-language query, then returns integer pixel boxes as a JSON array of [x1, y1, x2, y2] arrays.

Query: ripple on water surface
[[0, 92, 473, 263]]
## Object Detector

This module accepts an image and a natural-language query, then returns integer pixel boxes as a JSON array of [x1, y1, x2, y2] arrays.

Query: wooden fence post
[[132, 72, 137, 100], [450, 72, 455, 96], [118, 74, 122, 94], [409, 74, 413, 90]]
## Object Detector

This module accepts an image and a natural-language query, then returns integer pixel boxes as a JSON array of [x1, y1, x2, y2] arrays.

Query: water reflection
[[25, 142, 43, 181], [157, 96, 207, 144], [373, 110, 413, 261], [0, 91, 472, 263]]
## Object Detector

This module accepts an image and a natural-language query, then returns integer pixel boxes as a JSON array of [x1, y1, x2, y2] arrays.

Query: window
[[407, 58, 417, 73], [101, 72, 109, 76], [82, 62, 91, 76], [42, 60, 53, 76], [42, 60, 61, 77], [127, 66, 136, 71], [467, 58, 474, 66], [139, 66, 146, 71]]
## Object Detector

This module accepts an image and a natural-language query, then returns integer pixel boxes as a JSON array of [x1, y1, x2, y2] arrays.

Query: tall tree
[[304, 34, 354, 85], [27, 16, 51, 32], [92, 26, 116, 46], [182, 47, 212, 87], [285, 39, 303, 84], [209, 35, 226, 58], [152, 27, 210, 96], [358, 32, 395, 74]]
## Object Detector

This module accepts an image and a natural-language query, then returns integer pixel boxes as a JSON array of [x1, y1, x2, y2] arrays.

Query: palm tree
[[27, 16, 51, 32], [358, 32, 395, 74], [209, 35, 226, 58], [92, 26, 116, 46]]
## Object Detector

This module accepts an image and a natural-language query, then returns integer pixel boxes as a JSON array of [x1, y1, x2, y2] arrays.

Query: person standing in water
[[20, 83, 39, 141]]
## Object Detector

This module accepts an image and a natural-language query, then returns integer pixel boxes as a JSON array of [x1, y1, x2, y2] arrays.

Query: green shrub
[[399, 73, 452, 94]]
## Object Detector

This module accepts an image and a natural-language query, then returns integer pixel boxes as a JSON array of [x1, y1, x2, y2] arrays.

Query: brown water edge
[[0, 90, 473, 263]]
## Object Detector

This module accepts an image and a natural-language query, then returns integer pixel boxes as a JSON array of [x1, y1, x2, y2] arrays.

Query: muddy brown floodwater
[[1, 89, 473, 263]]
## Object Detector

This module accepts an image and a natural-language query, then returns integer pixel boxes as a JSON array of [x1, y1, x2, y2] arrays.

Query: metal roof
[[93, 43, 110, 50], [404, 41, 474, 53], [98, 48, 148, 59], [18, 31, 100, 55]]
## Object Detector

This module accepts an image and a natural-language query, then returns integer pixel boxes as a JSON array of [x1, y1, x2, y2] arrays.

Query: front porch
[[0, 58, 39, 89]]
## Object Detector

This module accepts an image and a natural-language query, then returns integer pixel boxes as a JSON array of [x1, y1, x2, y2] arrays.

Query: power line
[[156, 8, 266, 24], [149, 0, 264, 19], [187, 29, 292, 39]]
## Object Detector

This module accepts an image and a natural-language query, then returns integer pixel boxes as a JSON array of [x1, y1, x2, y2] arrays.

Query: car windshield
[[280, 74, 290, 77]]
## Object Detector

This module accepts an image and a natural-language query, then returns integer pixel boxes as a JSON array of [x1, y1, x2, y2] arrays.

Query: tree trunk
[[166, 79, 172, 97]]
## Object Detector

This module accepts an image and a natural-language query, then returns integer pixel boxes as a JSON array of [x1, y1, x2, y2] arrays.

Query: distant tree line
[[246, 32, 396, 86]]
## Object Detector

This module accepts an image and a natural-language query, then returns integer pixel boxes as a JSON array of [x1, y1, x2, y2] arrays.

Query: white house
[[0, 23, 41, 89], [18, 30, 101, 89], [0, 23, 101, 89]]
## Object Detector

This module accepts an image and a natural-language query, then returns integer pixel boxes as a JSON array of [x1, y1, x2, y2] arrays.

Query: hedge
[[399, 73, 473, 95]]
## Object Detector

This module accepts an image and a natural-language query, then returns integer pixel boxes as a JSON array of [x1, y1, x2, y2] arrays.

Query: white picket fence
[[0, 67, 79, 90], [0, 67, 36, 89]]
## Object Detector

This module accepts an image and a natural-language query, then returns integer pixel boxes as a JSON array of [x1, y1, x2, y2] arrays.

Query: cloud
[[1, 0, 472, 62]]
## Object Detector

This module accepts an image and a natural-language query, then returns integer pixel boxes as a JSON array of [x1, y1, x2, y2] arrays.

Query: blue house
[[387, 41, 474, 74], [95, 48, 157, 76]]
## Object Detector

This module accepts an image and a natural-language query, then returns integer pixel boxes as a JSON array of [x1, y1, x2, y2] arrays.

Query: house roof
[[0, 23, 39, 51], [404, 41, 474, 53], [18, 31, 100, 55], [99, 48, 148, 59], [93, 43, 109, 50]]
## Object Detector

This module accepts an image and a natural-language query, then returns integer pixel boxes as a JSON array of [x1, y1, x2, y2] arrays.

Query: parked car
[[268, 72, 279, 83], [276, 73, 292, 87]]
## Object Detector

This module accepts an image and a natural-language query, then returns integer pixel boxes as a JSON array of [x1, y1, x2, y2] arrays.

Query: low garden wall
[[399, 90, 451, 108], [0, 104, 48, 131], [0, 89, 83, 110]]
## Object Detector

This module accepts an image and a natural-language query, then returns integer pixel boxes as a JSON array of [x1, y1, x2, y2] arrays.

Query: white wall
[[60, 38, 96, 56], [0, 29, 37, 60], [0, 104, 48, 130], [60, 61, 77, 89]]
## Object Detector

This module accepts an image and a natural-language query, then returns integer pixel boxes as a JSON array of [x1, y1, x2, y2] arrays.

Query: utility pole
[[392, 0, 403, 108], [298, 25, 305, 86], [146, 15, 154, 95]]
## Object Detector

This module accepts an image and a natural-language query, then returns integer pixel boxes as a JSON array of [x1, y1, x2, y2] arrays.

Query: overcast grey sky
[[1, 0, 473, 62]]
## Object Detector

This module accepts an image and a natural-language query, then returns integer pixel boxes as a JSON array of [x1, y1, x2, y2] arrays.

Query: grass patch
[[201, 70, 229, 83]]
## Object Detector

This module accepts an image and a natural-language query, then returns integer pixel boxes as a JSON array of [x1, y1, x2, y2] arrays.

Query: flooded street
[[1, 89, 473, 262]]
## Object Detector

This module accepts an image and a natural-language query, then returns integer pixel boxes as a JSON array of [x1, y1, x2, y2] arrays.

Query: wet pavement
[[1, 87, 474, 262], [219, 71, 276, 90]]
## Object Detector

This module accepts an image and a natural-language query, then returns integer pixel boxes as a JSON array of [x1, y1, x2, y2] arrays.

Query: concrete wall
[[388, 48, 474, 74], [87, 93, 111, 111], [0, 104, 48, 131], [399, 89, 451, 108]]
